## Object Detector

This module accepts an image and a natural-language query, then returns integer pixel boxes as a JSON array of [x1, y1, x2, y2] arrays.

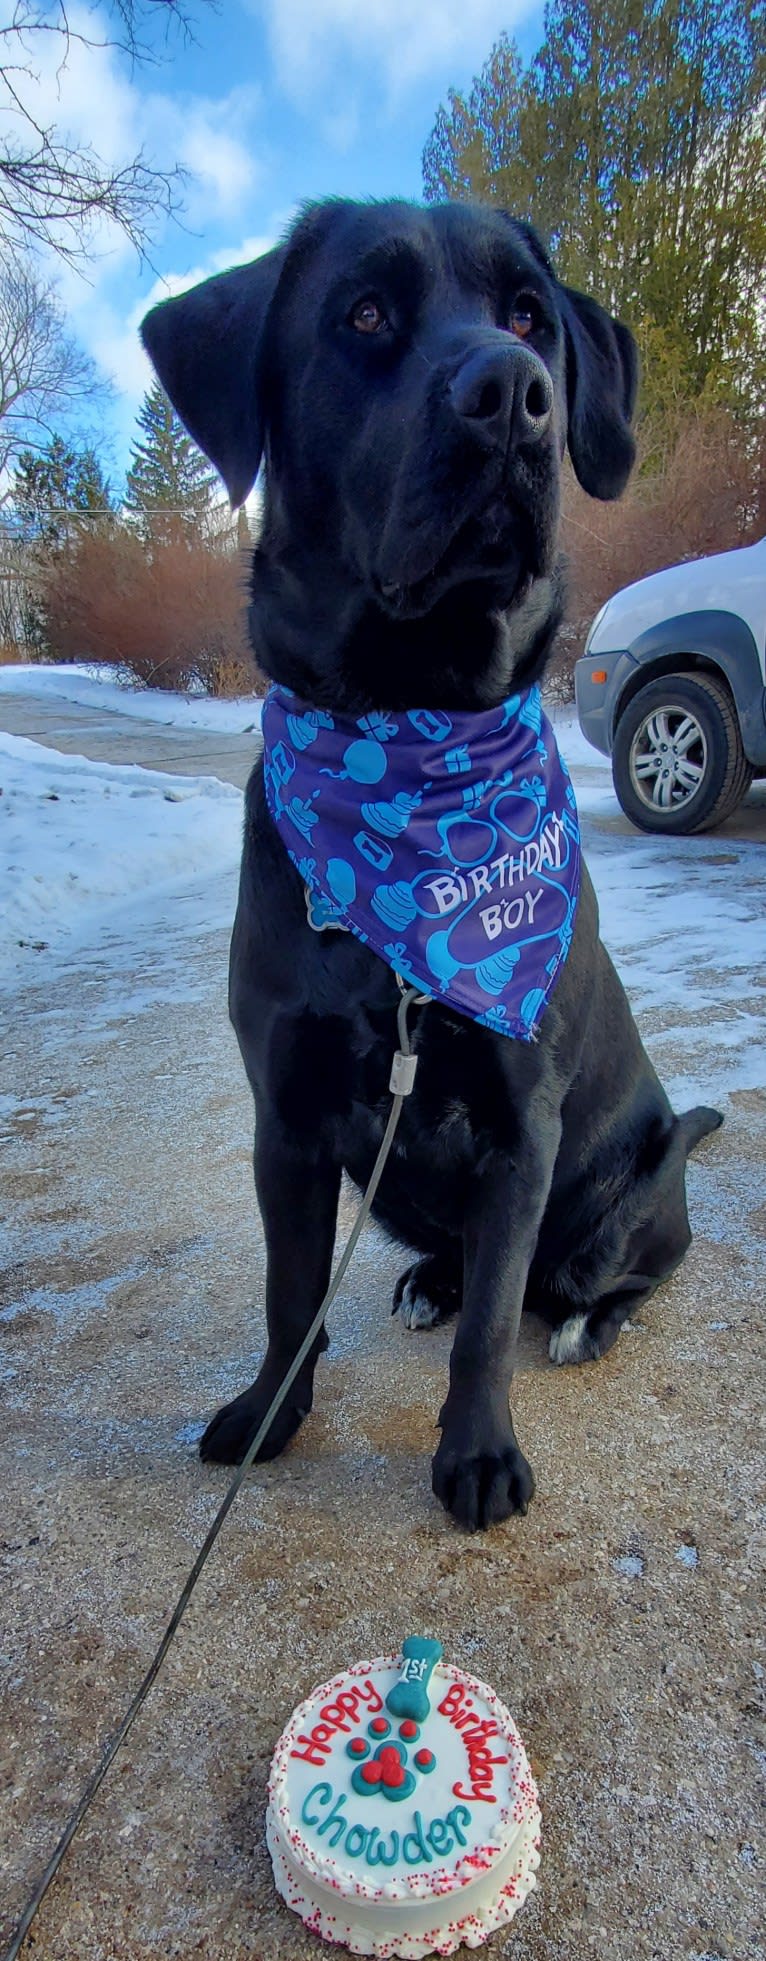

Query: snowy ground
[[564, 752, 766, 1110]]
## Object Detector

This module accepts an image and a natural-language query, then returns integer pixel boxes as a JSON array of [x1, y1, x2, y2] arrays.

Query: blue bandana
[[262, 683, 580, 1039]]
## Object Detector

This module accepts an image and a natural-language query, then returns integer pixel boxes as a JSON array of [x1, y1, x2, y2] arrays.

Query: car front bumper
[[574, 649, 638, 756]]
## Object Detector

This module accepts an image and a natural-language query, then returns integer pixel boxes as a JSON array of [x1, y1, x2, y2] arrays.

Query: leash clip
[[394, 971, 431, 1006], [389, 1051, 418, 1096]]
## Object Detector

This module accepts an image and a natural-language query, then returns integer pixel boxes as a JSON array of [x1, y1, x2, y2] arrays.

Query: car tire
[[612, 672, 753, 835]]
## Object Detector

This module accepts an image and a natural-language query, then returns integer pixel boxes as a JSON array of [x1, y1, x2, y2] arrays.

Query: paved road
[[1, 686, 763, 1961], [0, 690, 259, 789]]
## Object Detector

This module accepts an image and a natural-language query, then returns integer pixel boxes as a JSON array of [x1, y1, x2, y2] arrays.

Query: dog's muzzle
[[447, 343, 554, 458]]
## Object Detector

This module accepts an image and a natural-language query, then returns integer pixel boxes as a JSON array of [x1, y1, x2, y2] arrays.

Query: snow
[[0, 662, 264, 733], [547, 702, 604, 770], [0, 731, 243, 981], [611, 1553, 646, 1578]]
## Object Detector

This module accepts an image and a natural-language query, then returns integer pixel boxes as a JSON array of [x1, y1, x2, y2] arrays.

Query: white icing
[[267, 1808, 540, 1957], [266, 1655, 541, 1958]]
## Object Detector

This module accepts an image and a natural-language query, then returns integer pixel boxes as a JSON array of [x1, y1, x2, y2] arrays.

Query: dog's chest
[[331, 996, 512, 1206], [257, 872, 523, 1191]]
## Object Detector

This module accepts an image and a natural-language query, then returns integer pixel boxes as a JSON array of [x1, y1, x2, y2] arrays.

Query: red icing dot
[[378, 1744, 400, 1766], [399, 1719, 418, 1739], [349, 1737, 367, 1755], [415, 1748, 434, 1768], [382, 1759, 406, 1788], [370, 1717, 389, 1734], [360, 1761, 382, 1784]]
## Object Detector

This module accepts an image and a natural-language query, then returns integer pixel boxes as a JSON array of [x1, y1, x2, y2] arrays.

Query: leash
[[4, 982, 428, 1961]]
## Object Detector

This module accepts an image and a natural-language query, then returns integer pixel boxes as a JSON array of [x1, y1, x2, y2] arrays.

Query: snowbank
[[0, 663, 263, 734], [0, 732, 243, 983]]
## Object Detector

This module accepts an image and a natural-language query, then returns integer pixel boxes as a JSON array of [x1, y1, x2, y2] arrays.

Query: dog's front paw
[[432, 1434, 534, 1531], [199, 1383, 309, 1465]]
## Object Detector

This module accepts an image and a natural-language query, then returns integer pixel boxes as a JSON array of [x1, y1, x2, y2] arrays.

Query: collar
[[261, 683, 580, 1039]]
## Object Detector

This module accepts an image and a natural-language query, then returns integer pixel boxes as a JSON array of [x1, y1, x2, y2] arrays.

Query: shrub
[[549, 409, 759, 699], [40, 522, 264, 696]]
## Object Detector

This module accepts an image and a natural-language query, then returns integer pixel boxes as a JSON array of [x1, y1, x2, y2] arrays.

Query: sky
[[4, 0, 547, 490]]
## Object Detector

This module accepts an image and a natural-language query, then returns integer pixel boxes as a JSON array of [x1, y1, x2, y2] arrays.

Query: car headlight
[[584, 602, 609, 655]]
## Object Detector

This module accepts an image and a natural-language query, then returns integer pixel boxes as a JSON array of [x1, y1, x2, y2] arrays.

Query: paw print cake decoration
[[266, 1635, 541, 1957], [343, 1642, 441, 1804]]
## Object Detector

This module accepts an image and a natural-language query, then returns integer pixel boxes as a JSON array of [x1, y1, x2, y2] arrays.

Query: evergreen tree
[[125, 380, 218, 543], [12, 435, 116, 548], [422, 1, 766, 431]]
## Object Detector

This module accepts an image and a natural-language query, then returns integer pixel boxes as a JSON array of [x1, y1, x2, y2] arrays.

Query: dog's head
[[142, 200, 637, 706]]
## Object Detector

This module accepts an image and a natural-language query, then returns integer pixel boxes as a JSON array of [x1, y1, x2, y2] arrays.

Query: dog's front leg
[[200, 1117, 341, 1465], [432, 1111, 561, 1531]]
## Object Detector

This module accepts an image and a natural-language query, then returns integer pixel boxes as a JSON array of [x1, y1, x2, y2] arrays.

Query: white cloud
[[251, 0, 535, 106], [180, 119, 254, 211], [142, 83, 263, 223]]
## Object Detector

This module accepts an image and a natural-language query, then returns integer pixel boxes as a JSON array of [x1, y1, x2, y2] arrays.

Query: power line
[[0, 507, 239, 518]]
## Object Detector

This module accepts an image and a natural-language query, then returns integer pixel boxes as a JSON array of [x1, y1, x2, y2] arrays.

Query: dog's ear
[[560, 286, 639, 500], [141, 247, 286, 507]]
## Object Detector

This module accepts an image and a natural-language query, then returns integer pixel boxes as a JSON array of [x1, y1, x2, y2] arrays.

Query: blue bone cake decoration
[[385, 1637, 443, 1722]]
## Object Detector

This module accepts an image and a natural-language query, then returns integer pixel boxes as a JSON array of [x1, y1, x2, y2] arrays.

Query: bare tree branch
[[0, 257, 109, 485], [0, 0, 214, 265]]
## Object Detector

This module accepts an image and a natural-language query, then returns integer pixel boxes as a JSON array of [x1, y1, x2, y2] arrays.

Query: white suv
[[574, 536, 766, 833]]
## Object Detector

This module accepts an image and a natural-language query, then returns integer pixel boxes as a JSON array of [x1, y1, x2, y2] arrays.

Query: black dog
[[142, 199, 721, 1531]]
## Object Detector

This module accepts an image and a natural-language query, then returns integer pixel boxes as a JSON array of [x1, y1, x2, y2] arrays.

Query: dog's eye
[[350, 297, 388, 335], [510, 297, 541, 339]]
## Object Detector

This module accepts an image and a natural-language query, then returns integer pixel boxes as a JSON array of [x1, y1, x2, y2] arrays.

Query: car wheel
[[612, 672, 753, 835]]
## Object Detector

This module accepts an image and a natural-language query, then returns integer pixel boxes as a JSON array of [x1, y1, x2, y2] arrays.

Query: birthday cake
[[266, 1636, 541, 1957]]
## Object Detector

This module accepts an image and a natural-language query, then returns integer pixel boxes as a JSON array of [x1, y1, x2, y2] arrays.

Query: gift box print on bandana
[[262, 684, 580, 1039]]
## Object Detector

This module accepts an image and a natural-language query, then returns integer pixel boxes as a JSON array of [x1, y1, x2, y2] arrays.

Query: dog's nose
[[448, 344, 553, 450]]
